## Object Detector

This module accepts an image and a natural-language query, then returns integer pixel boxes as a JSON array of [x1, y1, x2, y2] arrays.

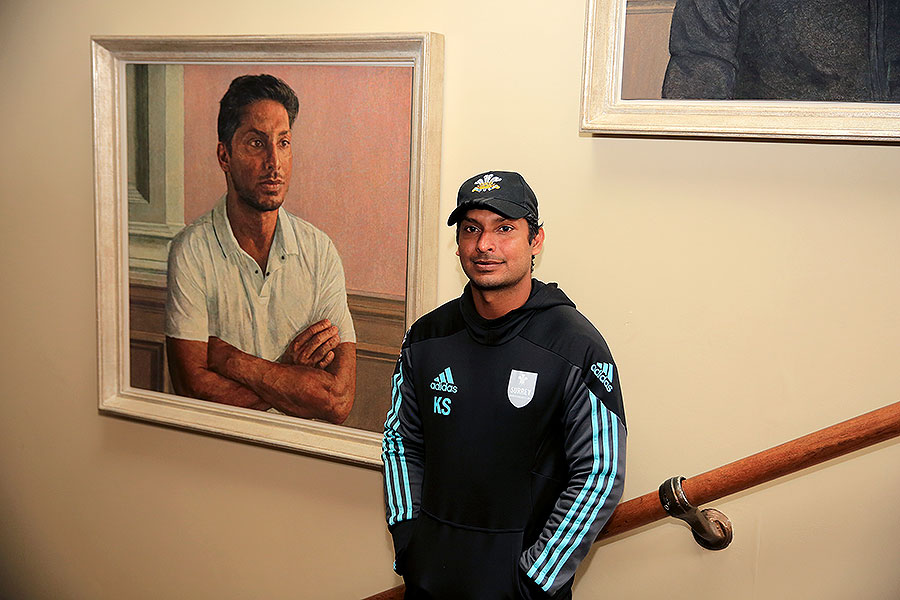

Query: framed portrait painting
[[581, 0, 900, 140], [93, 34, 444, 466]]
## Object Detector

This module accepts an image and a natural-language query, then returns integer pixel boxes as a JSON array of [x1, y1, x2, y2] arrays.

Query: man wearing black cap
[[382, 171, 626, 599]]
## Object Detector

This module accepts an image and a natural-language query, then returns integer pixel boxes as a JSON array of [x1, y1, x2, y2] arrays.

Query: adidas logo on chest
[[431, 367, 456, 416], [430, 366, 457, 393]]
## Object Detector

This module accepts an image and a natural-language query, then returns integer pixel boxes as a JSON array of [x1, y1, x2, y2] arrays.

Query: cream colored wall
[[2, 0, 899, 598]]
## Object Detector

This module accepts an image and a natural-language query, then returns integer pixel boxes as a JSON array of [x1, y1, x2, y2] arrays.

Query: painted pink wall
[[183, 64, 412, 299]]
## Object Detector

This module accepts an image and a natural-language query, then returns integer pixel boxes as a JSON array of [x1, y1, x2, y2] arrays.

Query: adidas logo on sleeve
[[430, 367, 458, 393]]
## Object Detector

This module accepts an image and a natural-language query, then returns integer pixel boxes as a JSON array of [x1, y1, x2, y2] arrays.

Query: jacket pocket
[[404, 511, 525, 599]]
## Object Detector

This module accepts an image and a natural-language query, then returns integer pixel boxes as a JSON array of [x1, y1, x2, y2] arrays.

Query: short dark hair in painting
[[217, 74, 300, 149]]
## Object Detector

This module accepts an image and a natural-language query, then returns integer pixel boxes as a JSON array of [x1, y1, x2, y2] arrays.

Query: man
[[662, 0, 900, 101], [165, 74, 356, 424], [382, 171, 626, 599]]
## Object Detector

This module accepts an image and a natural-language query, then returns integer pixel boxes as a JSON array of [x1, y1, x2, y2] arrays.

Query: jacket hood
[[459, 279, 575, 346]]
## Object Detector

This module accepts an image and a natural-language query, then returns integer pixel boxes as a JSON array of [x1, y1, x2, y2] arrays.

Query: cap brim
[[446, 198, 530, 226]]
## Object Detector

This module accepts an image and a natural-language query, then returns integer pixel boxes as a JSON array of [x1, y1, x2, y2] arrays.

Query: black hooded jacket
[[383, 280, 626, 599]]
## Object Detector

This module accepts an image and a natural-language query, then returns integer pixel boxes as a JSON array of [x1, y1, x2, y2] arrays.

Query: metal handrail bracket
[[659, 476, 733, 550]]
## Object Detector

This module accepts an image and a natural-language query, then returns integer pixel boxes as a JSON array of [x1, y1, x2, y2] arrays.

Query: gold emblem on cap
[[472, 173, 502, 193]]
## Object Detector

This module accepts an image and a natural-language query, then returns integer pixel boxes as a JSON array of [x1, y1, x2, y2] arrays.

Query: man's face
[[217, 99, 292, 212], [456, 208, 543, 292]]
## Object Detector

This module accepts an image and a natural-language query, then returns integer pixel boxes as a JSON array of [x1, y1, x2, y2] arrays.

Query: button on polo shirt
[[165, 199, 355, 361]]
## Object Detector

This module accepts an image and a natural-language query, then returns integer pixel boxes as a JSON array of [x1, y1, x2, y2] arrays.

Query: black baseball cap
[[447, 171, 539, 226]]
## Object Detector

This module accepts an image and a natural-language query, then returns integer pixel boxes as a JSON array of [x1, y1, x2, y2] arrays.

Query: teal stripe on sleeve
[[528, 390, 602, 581], [540, 407, 620, 590], [383, 370, 410, 525]]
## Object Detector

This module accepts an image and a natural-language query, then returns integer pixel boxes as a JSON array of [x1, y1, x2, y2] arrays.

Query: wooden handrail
[[364, 400, 900, 600], [362, 588, 406, 600], [597, 400, 900, 539]]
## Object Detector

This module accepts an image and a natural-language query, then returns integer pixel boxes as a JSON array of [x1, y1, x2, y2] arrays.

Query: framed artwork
[[580, 0, 900, 140], [93, 34, 444, 467]]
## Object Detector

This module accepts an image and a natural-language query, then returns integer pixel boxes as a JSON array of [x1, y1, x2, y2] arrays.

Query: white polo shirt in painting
[[165, 199, 356, 361]]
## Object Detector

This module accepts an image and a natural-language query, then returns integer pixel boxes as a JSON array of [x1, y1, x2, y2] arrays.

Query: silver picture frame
[[92, 34, 444, 467], [581, 0, 900, 141]]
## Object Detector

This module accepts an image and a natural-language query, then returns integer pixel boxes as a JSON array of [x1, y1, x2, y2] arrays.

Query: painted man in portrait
[[165, 74, 356, 424], [662, 0, 900, 101]]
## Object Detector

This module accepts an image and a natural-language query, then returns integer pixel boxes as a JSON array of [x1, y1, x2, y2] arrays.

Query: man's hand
[[279, 319, 341, 369], [202, 333, 356, 423]]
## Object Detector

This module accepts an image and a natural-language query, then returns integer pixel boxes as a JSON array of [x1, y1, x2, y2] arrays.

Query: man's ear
[[216, 142, 230, 173], [531, 227, 545, 256]]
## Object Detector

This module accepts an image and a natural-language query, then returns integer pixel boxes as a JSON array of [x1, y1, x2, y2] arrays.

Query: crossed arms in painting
[[166, 321, 356, 425]]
